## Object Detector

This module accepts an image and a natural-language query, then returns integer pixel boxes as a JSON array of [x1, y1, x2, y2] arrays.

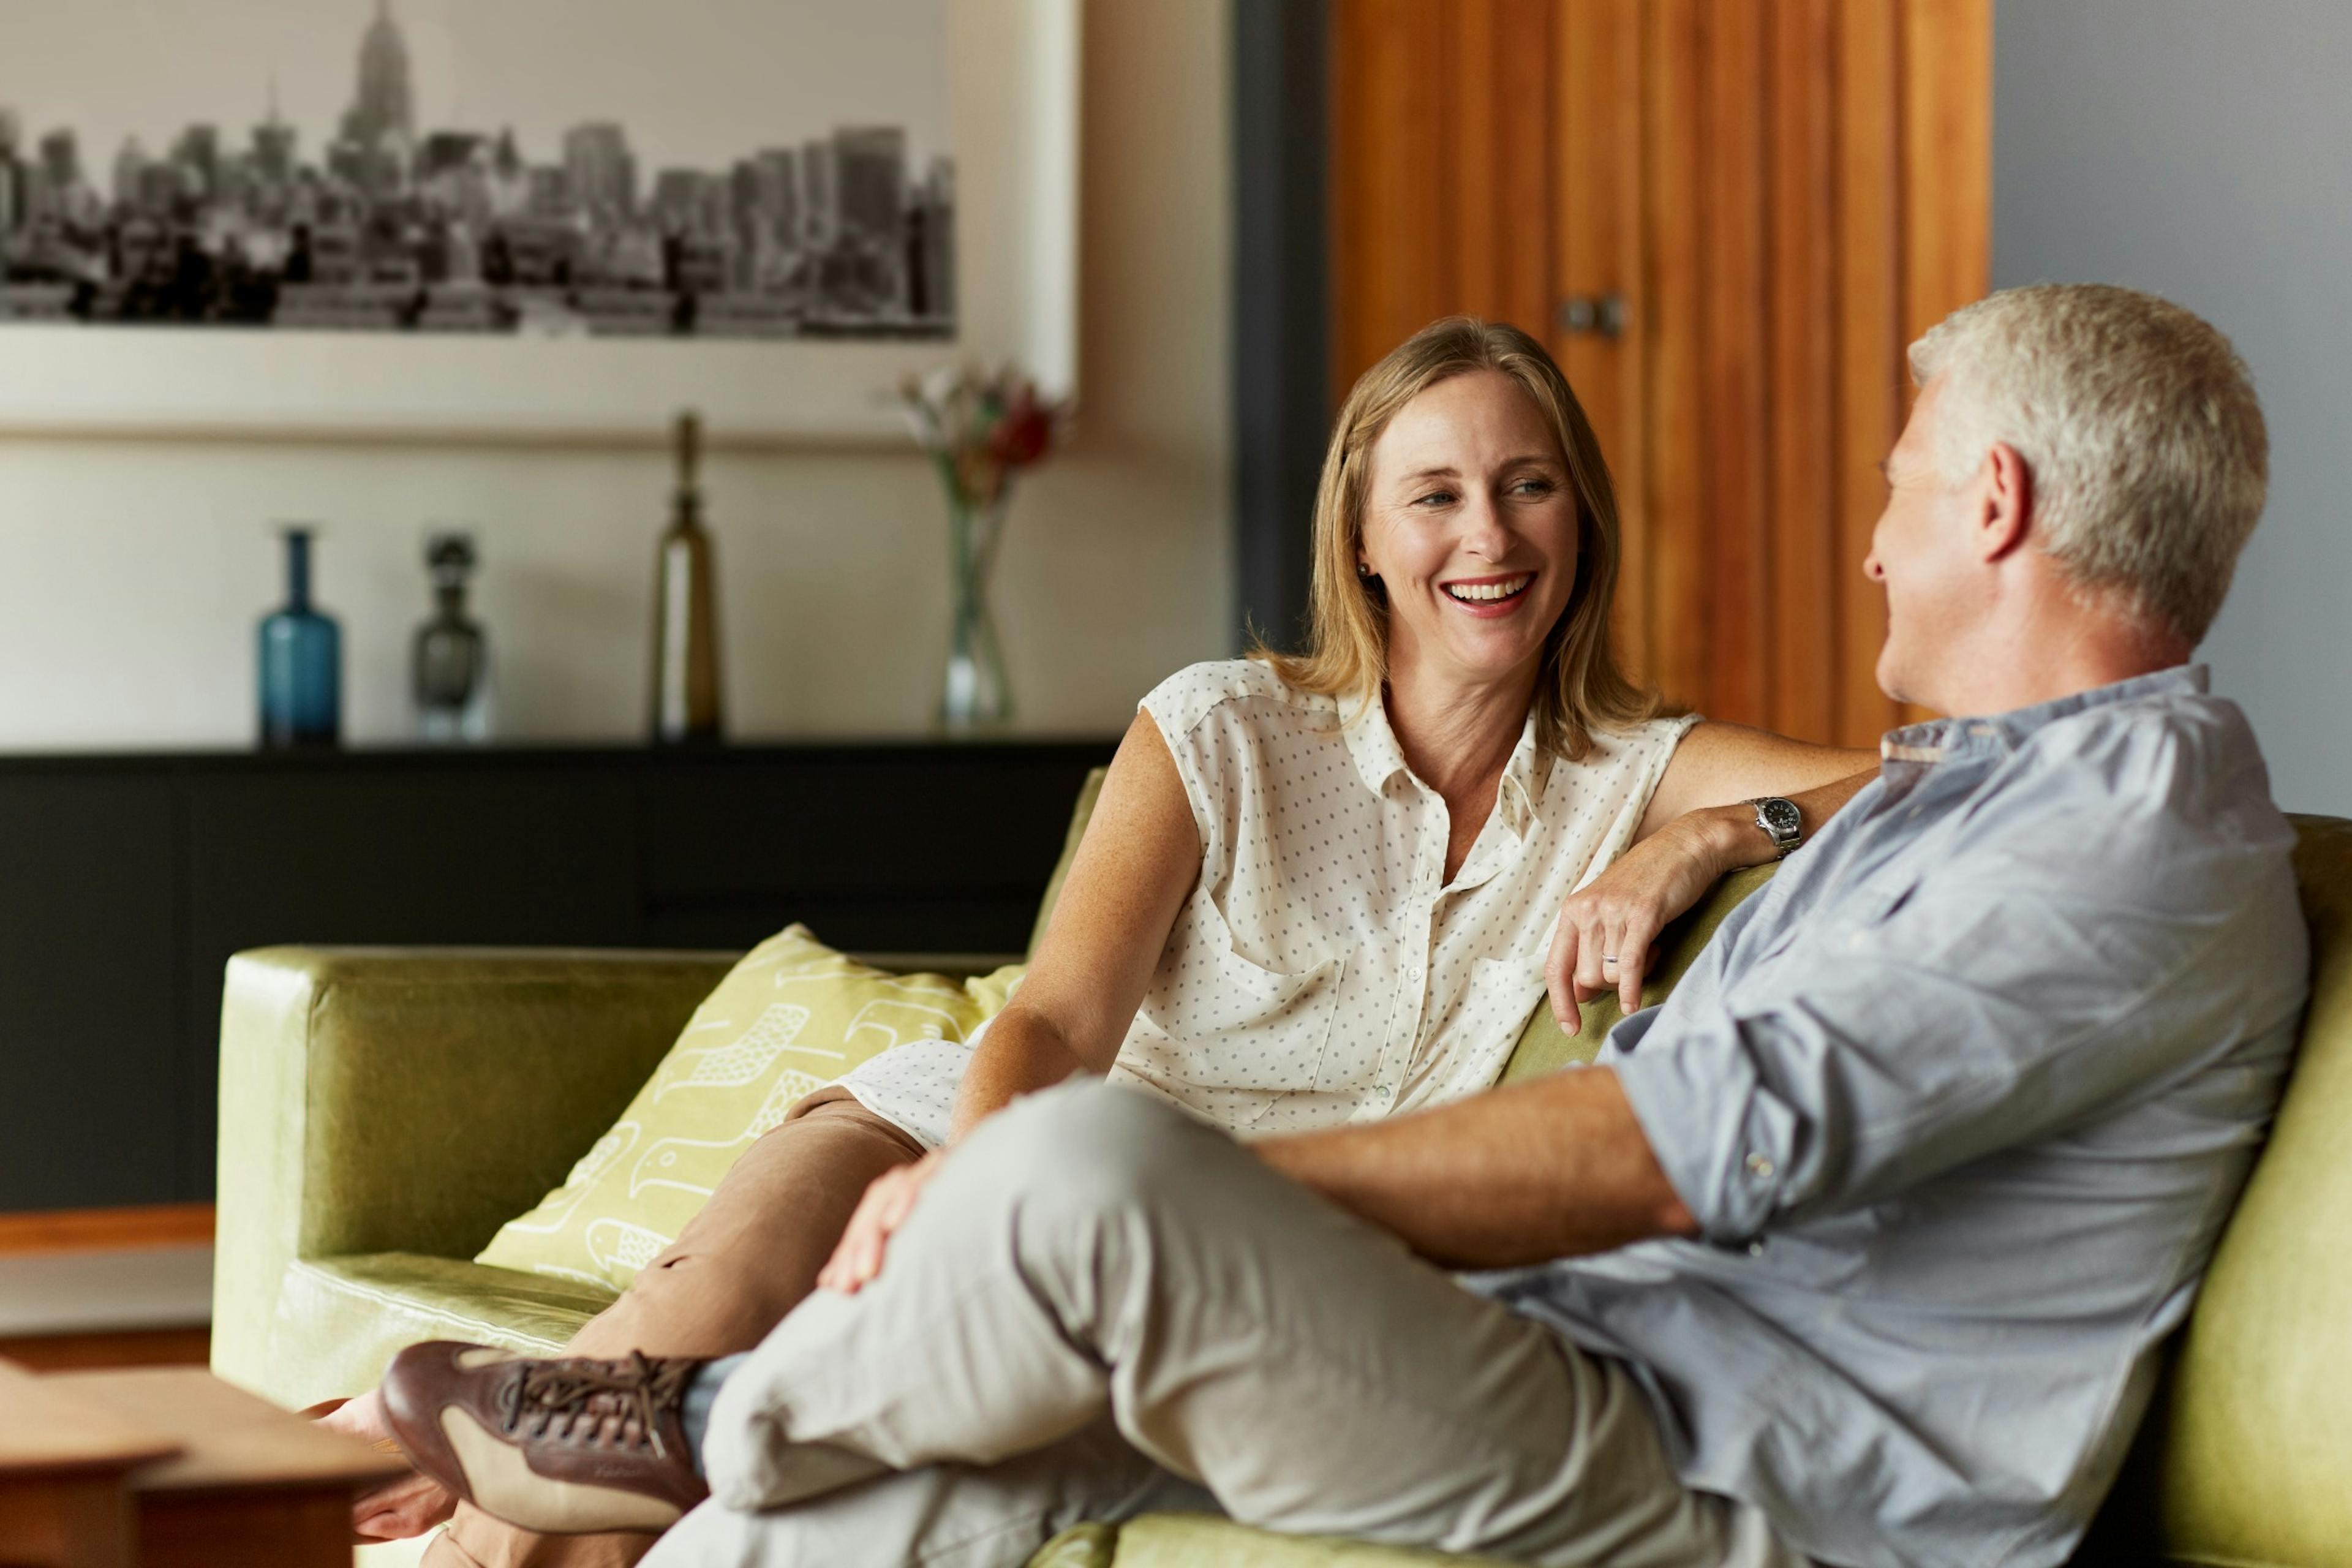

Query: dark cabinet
[[0, 741, 1114, 1212]]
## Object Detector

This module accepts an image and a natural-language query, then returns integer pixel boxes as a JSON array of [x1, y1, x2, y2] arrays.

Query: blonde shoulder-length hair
[[1256, 316, 1656, 761]]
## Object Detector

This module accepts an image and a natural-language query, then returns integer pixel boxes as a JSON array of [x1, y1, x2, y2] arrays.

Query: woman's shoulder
[[1140, 658, 1331, 742], [1572, 710, 1705, 771]]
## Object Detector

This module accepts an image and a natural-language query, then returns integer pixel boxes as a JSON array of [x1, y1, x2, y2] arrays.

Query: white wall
[[0, 2, 1232, 749], [1995, 0, 2352, 813]]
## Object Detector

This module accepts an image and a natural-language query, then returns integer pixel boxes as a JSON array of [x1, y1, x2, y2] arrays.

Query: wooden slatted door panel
[[1330, 0, 1989, 741]]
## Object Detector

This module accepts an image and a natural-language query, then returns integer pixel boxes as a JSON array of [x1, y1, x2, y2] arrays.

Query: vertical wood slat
[[1556, 0, 1648, 682], [1329, 0, 1452, 391], [1698, 0, 1771, 727], [1831, 0, 1908, 747], [1766, 0, 1839, 742], [1450, 0, 1500, 318], [1643, 0, 1709, 712], [1900, 0, 1993, 346], [1893, 0, 1991, 728], [1493, 0, 1557, 337]]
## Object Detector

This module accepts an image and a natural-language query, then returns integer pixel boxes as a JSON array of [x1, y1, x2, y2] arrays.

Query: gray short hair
[[1908, 284, 2267, 644]]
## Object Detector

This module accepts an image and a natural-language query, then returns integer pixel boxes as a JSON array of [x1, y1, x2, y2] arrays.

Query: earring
[[1356, 562, 1372, 578]]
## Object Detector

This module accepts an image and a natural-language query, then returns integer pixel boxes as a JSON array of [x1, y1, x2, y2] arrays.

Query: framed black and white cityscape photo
[[0, 0, 1079, 443]]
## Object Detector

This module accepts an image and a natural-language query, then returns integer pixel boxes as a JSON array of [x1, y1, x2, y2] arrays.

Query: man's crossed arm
[[1252, 1068, 1697, 1270]]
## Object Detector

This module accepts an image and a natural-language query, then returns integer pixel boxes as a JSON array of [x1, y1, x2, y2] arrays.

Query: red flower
[[987, 387, 1055, 467]]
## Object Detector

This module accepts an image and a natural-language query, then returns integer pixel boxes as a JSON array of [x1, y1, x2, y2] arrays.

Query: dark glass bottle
[[257, 526, 341, 749], [649, 410, 723, 745], [413, 531, 491, 743]]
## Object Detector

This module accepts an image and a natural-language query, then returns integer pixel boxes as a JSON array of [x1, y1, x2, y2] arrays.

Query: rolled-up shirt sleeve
[[1610, 823, 2291, 1245]]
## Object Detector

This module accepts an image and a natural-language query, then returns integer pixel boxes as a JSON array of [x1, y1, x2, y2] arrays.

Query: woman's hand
[[817, 1148, 947, 1294], [314, 1387, 460, 1539], [1546, 810, 1739, 1024]]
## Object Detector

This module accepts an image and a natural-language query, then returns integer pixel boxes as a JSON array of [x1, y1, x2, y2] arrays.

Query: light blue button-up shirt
[[1477, 667, 2309, 1568]]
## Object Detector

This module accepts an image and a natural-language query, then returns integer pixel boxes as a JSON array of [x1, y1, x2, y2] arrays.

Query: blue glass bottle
[[257, 526, 342, 748]]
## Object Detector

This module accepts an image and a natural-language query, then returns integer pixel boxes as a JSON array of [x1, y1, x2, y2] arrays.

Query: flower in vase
[[899, 364, 1071, 731], [899, 363, 1071, 509]]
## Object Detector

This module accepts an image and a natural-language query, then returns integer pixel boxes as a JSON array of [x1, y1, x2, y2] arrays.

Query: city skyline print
[[0, 0, 956, 341]]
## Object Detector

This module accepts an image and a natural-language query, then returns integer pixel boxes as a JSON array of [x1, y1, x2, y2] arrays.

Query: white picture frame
[[0, 0, 1078, 449]]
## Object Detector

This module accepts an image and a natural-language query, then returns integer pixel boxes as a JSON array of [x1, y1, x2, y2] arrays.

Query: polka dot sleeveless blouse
[[840, 659, 1699, 1144]]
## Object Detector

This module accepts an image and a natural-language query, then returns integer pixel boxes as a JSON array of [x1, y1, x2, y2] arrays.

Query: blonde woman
[[343, 317, 1874, 1563]]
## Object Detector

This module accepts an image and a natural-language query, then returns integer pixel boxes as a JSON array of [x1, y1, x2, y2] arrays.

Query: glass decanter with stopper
[[412, 530, 492, 743]]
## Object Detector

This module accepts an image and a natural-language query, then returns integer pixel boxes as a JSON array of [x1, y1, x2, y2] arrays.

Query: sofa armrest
[[211, 945, 735, 1394]]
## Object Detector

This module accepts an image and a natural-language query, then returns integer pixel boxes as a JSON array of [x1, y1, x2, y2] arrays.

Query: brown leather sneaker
[[380, 1341, 710, 1534]]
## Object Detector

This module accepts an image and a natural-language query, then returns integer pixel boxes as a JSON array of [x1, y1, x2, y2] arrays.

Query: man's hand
[[817, 1148, 946, 1294], [1547, 810, 1739, 1024]]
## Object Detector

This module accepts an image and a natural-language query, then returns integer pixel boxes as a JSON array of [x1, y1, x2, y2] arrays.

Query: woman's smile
[[1440, 571, 1537, 615]]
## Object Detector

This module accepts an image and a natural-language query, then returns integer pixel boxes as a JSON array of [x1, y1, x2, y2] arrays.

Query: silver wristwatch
[[1747, 796, 1803, 859]]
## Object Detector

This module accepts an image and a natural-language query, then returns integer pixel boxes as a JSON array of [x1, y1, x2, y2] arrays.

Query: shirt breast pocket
[[1134, 908, 1351, 1096]]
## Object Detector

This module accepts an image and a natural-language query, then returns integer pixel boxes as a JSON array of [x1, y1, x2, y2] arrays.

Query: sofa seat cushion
[[271, 1253, 613, 1404], [1044, 1514, 1512, 1567]]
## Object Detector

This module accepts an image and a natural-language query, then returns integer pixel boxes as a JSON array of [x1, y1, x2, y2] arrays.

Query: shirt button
[[1744, 1152, 1775, 1178], [1747, 1240, 1766, 1257]]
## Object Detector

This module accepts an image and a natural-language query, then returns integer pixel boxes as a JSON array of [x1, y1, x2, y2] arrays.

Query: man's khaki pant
[[426, 1090, 927, 1568], [645, 1083, 1807, 1568]]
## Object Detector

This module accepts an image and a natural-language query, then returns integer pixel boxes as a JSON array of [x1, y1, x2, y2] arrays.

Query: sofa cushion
[[1499, 862, 1781, 1082], [2096, 813, 2352, 1566], [475, 924, 1021, 1293], [269, 1252, 611, 1401], [1104, 1516, 1514, 1566]]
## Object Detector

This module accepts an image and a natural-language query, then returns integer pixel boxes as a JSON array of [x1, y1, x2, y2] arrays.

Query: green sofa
[[212, 788, 2352, 1568]]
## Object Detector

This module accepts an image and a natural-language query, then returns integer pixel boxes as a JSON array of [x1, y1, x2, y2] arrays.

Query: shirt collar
[[1338, 685, 1411, 795], [1878, 664, 2208, 767], [1339, 685, 1548, 839]]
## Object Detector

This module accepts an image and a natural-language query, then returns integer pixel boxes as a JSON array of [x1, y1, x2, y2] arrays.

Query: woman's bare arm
[[1635, 720, 1875, 842], [1546, 723, 1877, 1021], [944, 708, 1201, 1140], [821, 711, 1200, 1294]]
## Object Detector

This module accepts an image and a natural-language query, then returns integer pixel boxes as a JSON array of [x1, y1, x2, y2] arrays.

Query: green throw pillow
[[477, 924, 1023, 1294]]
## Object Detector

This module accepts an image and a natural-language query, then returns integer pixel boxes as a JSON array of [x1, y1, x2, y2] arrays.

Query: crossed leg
[[646, 1082, 1804, 1568], [417, 1090, 927, 1568]]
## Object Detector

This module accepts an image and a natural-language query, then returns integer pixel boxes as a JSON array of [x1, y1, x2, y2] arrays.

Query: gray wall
[[1996, 0, 2352, 812]]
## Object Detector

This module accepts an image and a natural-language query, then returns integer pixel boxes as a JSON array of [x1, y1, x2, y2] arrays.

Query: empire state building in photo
[[341, 0, 415, 154]]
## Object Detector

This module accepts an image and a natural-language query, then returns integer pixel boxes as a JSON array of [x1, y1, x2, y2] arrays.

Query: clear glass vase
[[939, 492, 1014, 733]]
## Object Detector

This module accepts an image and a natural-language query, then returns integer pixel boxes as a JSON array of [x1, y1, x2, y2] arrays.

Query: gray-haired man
[[382, 285, 2309, 1568]]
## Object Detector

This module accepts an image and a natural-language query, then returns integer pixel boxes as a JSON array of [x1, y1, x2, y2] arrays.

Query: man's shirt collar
[[1879, 664, 2207, 769]]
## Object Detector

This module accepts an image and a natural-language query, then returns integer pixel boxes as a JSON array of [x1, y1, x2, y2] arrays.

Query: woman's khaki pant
[[423, 1089, 925, 1568]]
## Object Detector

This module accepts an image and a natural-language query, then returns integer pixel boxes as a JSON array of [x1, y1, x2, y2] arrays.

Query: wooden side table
[[0, 1360, 178, 1568], [1, 1361, 409, 1567]]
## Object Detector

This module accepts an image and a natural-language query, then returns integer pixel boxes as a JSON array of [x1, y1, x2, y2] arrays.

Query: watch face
[[1761, 798, 1803, 836]]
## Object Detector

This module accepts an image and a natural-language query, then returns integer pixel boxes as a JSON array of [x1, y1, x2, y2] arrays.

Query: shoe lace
[[500, 1350, 697, 1460]]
